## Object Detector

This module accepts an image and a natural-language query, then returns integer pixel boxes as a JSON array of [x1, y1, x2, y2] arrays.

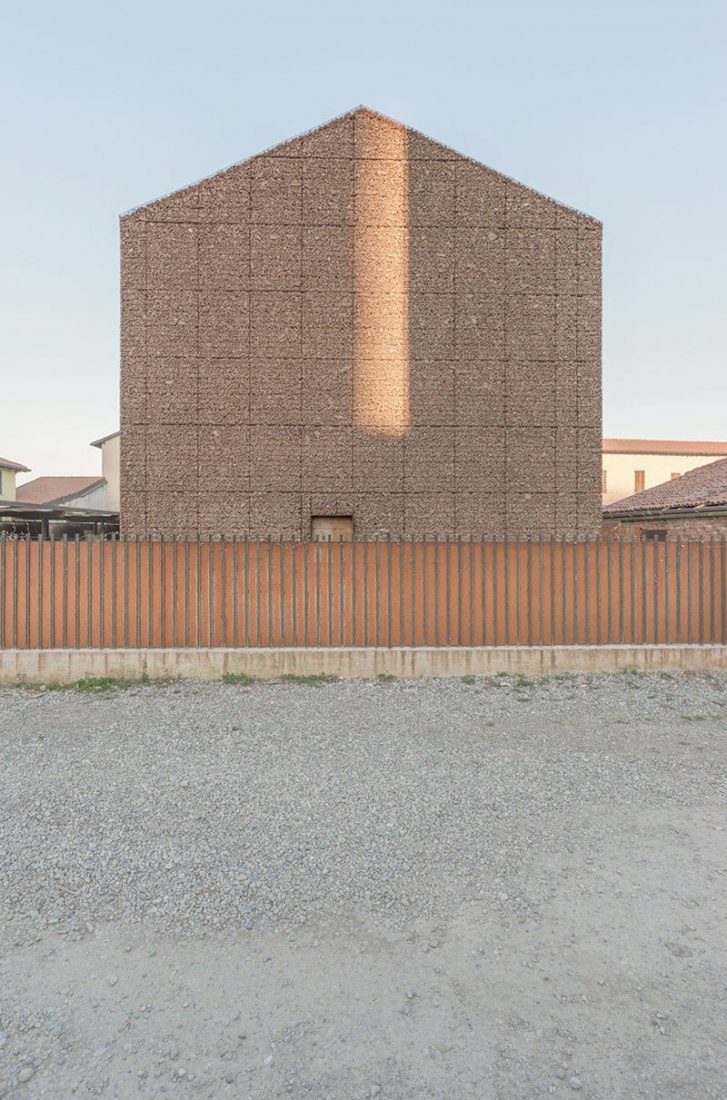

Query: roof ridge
[[603, 438, 727, 455], [121, 105, 600, 225]]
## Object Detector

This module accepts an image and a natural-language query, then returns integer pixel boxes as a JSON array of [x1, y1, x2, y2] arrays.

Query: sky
[[1, 0, 725, 482]]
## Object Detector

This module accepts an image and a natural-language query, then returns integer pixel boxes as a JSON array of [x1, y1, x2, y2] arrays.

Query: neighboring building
[[3, 471, 119, 539], [90, 431, 120, 510], [17, 476, 108, 509], [1, 435, 121, 537], [603, 456, 727, 537], [0, 456, 30, 502], [120, 106, 602, 539], [602, 439, 727, 506]]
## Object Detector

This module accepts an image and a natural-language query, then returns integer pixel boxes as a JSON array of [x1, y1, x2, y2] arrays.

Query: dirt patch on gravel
[[1, 672, 726, 1098]]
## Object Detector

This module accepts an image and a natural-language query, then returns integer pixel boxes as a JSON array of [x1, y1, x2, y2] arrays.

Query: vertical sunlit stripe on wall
[[353, 116, 409, 436]]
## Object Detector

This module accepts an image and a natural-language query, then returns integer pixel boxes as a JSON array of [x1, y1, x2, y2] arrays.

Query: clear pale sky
[[1, 0, 725, 482]]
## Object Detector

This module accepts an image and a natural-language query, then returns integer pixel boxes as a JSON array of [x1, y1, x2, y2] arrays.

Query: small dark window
[[311, 515, 353, 541], [644, 529, 667, 542]]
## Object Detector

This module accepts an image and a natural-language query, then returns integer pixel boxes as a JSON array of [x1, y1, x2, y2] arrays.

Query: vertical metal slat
[[561, 535, 568, 645], [256, 539, 262, 648], [721, 536, 727, 644], [710, 536, 716, 643], [434, 536, 440, 647], [410, 537, 416, 647], [291, 535, 298, 647], [675, 535, 682, 643], [527, 537, 533, 647], [281, 535, 286, 648], [698, 538, 704, 644], [233, 536, 239, 648], [618, 536, 624, 644], [630, 536, 636, 644], [492, 540, 499, 647], [503, 536, 510, 646], [515, 536, 521, 646], [304, 538, 310, 647], [27, 537, 33, 648], [245, 537, 250, 648], [387, 535, 392, 649], [583, 537, 589, 645], [340, 536, 345, 648], [481, 536, 487, 646], [351, 536, 356, 647], [642, 537, 648, 644], [606, 536, 612, 645], [267, 535, 274, 647], [665, 536, 671, 644], [422, 538, 428, 646], [653, 537, 659, 644], [687, 540, 693, 645], [50, 535, 56, 647], [468, 536, 474, 647], [397, 536, 403, 647], [375, 536, 381, 648], [159, 537, 165, 649], [363, 537, 369, 648], [327, 536, 332, 648], [315, 537, 321, 648], [538, 535, 544, 645], [184, 538, 190, 648]]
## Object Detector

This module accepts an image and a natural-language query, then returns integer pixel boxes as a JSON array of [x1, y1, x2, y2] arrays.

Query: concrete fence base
[[1, 646, 726, 684]]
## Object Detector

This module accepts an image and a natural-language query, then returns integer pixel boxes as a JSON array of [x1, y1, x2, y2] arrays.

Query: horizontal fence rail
[[1, 535, 726, 649]]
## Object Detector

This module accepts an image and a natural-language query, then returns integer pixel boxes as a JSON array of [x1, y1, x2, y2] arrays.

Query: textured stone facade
[[120, 107, 602, 537]]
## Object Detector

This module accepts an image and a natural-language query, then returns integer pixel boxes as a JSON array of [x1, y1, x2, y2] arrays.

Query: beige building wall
[[120, 108, 602, 538], [0, 467, 18, 502], [100, 434, 120, 511], [89, 432, 121, 511]]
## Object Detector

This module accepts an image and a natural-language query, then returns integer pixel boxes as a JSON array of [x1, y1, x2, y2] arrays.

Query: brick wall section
[[605, 517, 727, 538], [120, 108, 602, 537]]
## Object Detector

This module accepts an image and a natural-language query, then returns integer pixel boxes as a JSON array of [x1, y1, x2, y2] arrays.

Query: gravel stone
[[1, 671, 726, 1098]]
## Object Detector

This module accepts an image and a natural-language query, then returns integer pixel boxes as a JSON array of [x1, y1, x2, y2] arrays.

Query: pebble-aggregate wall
[[120, 108, 602, 538]]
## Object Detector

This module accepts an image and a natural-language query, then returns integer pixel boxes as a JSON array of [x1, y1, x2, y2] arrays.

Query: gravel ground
[[1, 670, 726, 1099]]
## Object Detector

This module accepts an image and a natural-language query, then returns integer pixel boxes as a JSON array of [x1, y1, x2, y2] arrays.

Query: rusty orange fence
[[1, 535, 726, 649]]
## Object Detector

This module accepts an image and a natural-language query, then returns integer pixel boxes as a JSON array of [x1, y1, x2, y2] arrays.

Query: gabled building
[[602, 439, 727, 505], [120, 106, 602, 539]]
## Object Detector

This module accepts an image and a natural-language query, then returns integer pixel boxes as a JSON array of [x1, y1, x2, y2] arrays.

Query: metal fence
[[1, 534, 726, 649]]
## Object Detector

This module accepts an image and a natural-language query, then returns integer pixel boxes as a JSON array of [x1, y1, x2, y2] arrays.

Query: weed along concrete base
[[1, 645, 726, 684]]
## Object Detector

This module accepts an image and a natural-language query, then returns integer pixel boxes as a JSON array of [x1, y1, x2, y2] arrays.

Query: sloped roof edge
[[603, 456, 727, 514], [0, 456, 30, 472], [121, 105, 601, 226], [90, 430, 120, 448]]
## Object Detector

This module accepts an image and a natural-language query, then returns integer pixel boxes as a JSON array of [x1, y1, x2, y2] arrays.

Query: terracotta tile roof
[[602, 438, 727, 456], [0, 456, 30, 472], [16, 476, 105, 506], [604, 457, 727, 514]]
